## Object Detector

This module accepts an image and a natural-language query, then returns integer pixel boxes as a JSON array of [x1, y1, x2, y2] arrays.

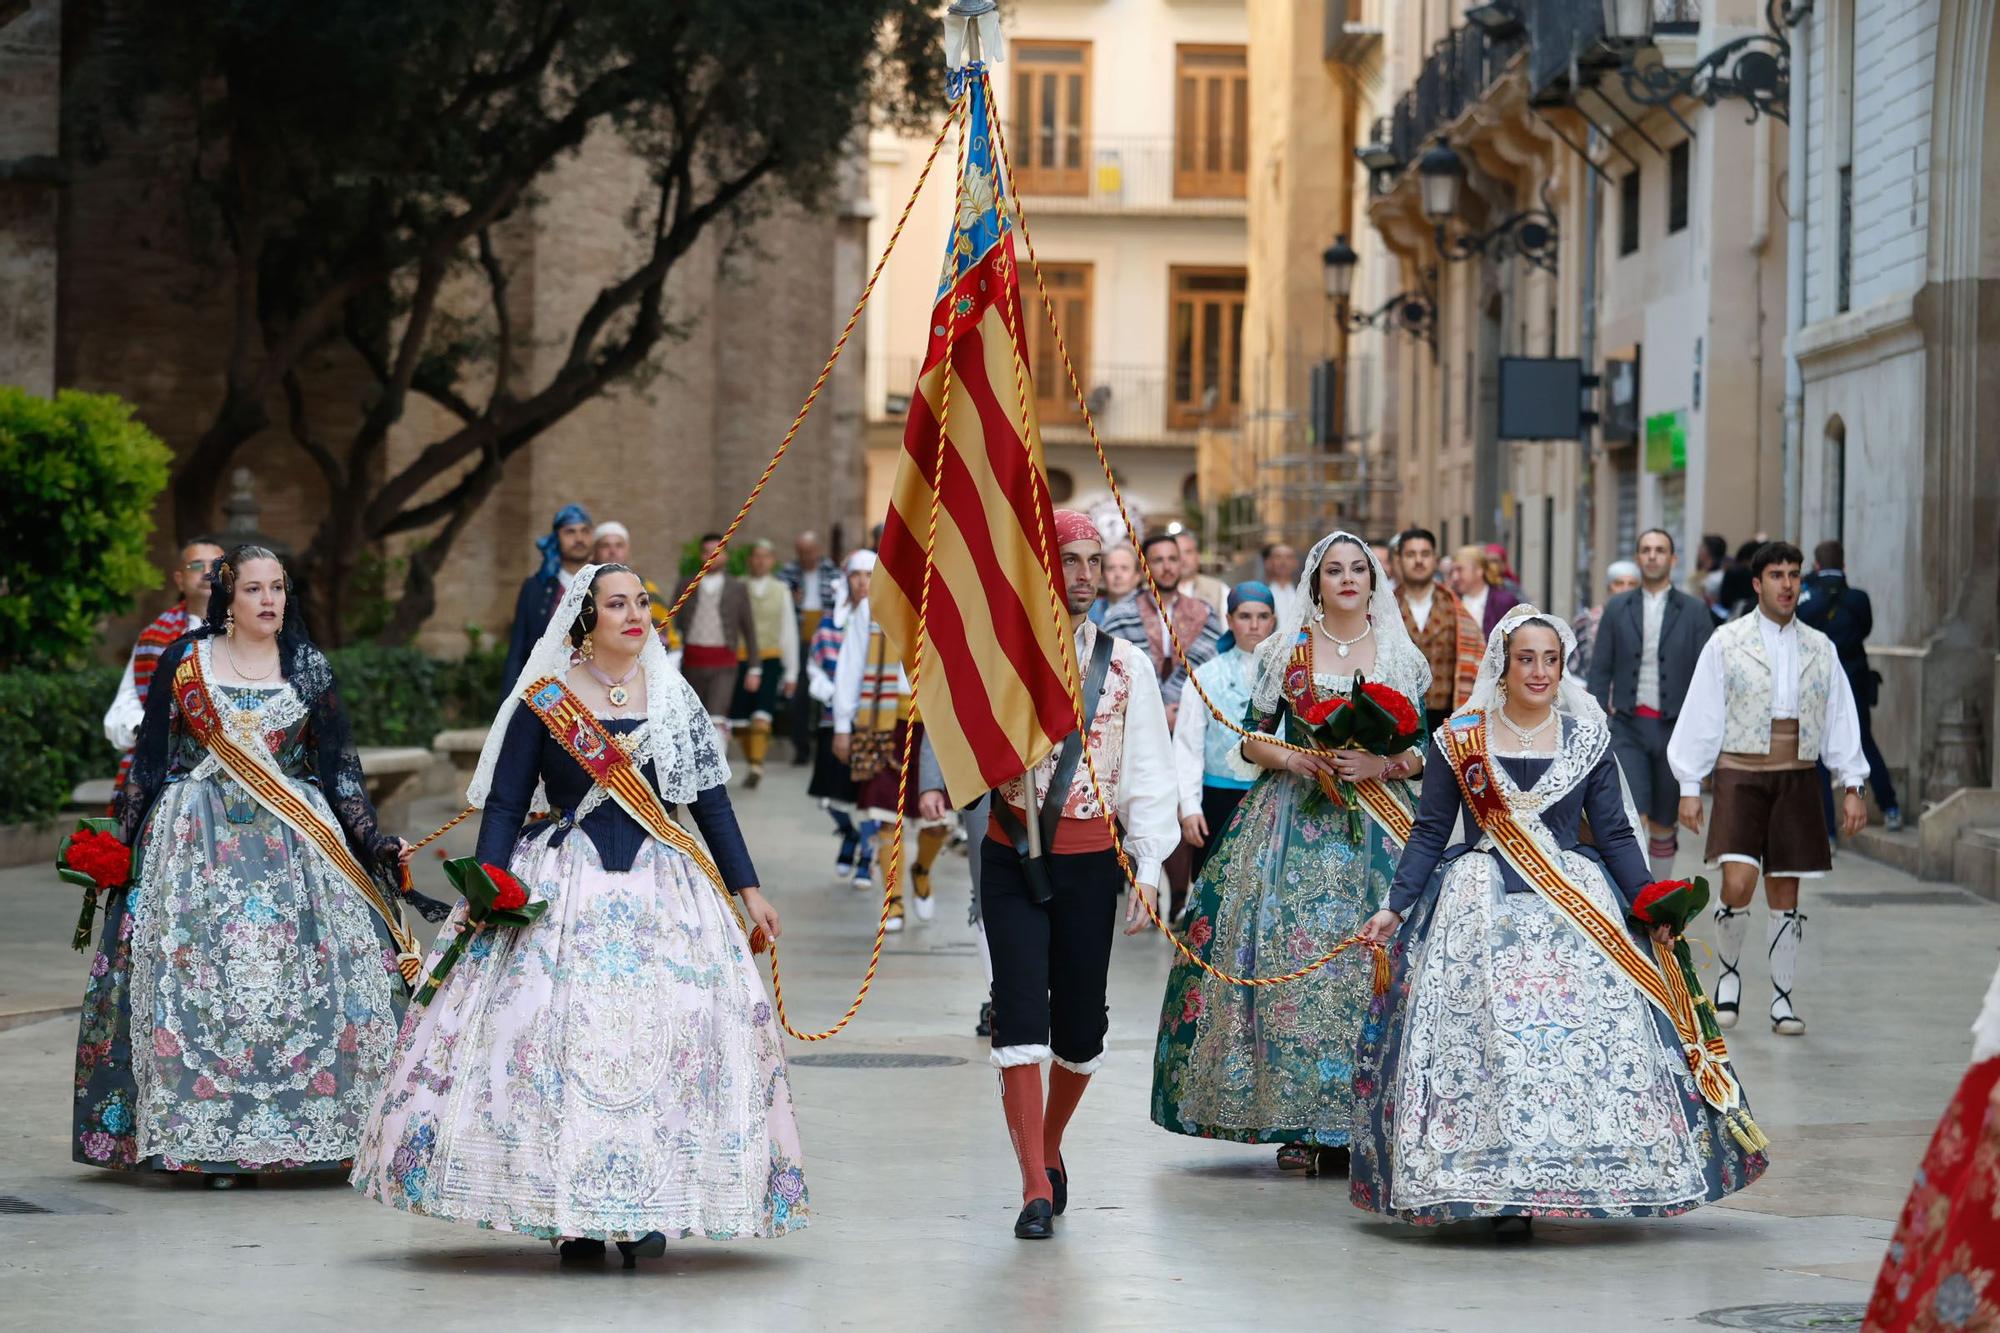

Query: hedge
[[0, 645, 505, 825]]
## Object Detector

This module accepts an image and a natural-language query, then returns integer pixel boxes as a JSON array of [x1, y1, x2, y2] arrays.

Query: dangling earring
[[225, 610, 236, 639], [580, 634, 595, 661]]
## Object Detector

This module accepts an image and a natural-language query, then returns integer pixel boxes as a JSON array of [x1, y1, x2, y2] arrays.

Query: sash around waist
[[1718, 719, 1807, 772]]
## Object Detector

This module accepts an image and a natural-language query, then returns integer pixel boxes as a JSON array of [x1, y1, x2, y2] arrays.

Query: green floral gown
[[1151, 651, 1421, 1149]]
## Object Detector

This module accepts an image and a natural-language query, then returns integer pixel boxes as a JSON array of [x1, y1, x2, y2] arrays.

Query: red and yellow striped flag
[[871, 76, 1077, 806]]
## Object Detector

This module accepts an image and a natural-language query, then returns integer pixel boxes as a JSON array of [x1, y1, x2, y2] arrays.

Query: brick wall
[[44, 75, 866, 657], [0, 0, 60, 394]]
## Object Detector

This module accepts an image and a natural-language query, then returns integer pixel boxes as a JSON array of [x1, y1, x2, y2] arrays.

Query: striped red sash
[[1438, 710, 1743, 1114], [173, 649, 420, 982], [522, 677, 762, 953]]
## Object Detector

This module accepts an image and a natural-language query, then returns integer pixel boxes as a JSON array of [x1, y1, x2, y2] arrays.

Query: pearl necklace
[[1496, 704, 1556, 745], [1313, 614, 1371, 659], [585, 658, 641, 709]]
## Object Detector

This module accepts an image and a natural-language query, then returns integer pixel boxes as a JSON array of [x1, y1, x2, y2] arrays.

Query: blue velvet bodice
[[1388, 718, 1652, 917], [472, 705, 755, 888]]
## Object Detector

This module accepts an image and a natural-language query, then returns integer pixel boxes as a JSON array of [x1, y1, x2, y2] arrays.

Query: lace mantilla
[[469, 564, 730, 811], [1252, 531, 1431, 718]]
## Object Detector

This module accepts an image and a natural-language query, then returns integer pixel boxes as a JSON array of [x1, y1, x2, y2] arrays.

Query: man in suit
[[1798, 539, 1902, 832], [1588, 528, 1715, 878], [501, 504, 593, 698]]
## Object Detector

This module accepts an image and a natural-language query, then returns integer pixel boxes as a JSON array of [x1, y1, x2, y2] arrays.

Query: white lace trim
[[468, 564, 729, 811]]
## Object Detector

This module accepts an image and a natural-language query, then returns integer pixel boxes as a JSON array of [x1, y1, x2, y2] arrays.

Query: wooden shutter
[[1175, 45, 1248, 200], [1168, 267, 1246, 429], [1012, 42, 1091, 196], [1027, 262, 1092, 423]]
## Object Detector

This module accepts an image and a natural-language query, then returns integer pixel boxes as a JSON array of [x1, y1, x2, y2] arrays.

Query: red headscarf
[[1053, 508, 1100, 549]]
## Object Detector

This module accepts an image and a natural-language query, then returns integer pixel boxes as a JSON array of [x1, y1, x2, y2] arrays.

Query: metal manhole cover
[[1822, 890, 1976, 907], [789, 1052, 967, 1069], [1698, 1304, 1866, 1331], [0, 1196, 55, 1215]]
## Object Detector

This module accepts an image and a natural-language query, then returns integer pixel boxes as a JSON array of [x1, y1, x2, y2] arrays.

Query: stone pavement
[[1, 764, 1996, 1331]]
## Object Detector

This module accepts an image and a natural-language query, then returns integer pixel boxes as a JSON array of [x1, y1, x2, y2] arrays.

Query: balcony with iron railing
[[1011, 134, 1248, 219], [1362, 0, 1708, 196]]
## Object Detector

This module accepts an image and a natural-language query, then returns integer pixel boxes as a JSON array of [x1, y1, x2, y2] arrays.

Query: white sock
[[1768, 910, 1804, 1022], [1646, 830, 1679, 882], [1713, 905, 1750, 1010], [976, 920, 994, 987]]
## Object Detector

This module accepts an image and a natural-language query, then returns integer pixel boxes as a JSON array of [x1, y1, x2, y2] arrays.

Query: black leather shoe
[[975, 1000, 994, 1038], [1013, 1198, 1054, 1239], [615, 1232, 667, 1268], [1047, 1159, 1068, 1215], [558, 1238, 606, 1265]]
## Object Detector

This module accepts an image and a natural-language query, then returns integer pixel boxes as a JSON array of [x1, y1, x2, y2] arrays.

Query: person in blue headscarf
[[501, 504, 594, 696], [1169, 581, 1277, 880]]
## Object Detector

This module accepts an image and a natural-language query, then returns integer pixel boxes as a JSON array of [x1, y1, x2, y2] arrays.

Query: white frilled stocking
[[1768, 910, 1806, 1035], [1712, 904, 1750, 1029]]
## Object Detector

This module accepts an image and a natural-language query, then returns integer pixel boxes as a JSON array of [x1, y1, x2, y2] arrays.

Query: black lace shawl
[[114, 635, 403, 894]]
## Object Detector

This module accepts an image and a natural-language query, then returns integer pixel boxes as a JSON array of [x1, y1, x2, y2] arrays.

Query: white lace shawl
[[467, 562, 729, 811], [1248, 530, 1431, 719]]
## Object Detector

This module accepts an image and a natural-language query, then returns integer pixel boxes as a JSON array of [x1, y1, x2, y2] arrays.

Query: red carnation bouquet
[[1631, 875, 1724, 1040], [1288, 674, 1425, 836], [57, 818, 133, 952], [413, 857, 549, 1004]]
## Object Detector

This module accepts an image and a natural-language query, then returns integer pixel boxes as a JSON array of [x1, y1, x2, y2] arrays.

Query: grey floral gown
[[73, 638, 407, 1174]]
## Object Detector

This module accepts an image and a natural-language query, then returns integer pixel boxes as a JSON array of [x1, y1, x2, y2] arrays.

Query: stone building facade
[[0, 0, 869, 657]]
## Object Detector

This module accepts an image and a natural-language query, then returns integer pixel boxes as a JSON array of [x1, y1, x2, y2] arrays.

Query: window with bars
[[1027, 262, 1092, 423], [1619, 169, 1641, 256], [1013, 42, 1091, 196], [1668, 141, 1690, 233], [1168, 267, 1246, 429], [1174, 45, 1248, 199]]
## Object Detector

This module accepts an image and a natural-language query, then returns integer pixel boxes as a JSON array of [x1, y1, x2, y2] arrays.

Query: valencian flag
[[871, 67, 1078, 806]]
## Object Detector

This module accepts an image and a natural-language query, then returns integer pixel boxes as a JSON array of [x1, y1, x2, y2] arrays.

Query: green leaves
[[0, 388, 172, 670]]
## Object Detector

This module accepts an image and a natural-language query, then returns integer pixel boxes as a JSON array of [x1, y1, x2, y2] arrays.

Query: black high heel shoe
[[1489, 1217, 1533, 1239], [557, 1238, 606, 1265], [1046, 1157, 1068, 1216], [615, 1232, 667, 1268], [1309, 1146, 1349, 1178], [1013, 1198, 1054, 1240]]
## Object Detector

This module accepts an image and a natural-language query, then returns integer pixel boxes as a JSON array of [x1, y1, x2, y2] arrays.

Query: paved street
[[1, 764, 1995, 1331]]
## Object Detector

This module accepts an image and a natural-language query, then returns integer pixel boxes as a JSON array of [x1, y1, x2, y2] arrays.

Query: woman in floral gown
[[1351, 609, 1767, 1228], [351, 564, 805, 1266], [73, 545, 429, 1183], [1152, 532, 1429, 1175], [1863, 962, 2000, 1330]]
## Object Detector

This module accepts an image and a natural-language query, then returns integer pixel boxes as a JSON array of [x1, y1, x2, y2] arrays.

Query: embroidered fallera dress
[[1151, 632, 1424, 1150], [1349, 713, 1768, 1222], [74, 639, 406, 1174], [350, 693, 807, 1243]]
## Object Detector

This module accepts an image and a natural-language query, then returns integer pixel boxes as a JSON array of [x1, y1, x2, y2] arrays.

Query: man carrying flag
[[870, 58, 1175, 1239], [972, 511, 1176, 1239]]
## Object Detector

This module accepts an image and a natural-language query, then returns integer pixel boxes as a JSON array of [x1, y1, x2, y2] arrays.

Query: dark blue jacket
[[473, 704, 756, 888], [1797, 571, 1873, 671], [501, 572, 564, 706]]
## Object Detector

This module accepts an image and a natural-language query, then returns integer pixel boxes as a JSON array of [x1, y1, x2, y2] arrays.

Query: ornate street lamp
[[1604, 0, 1811, 125], [1321, 234, 1437, 349], [1416, 142, 1560, 274]]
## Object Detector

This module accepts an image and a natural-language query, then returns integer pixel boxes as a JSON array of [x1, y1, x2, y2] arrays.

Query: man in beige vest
[[732, 540, 800, 789], [1668, 541, 1869, 1037]]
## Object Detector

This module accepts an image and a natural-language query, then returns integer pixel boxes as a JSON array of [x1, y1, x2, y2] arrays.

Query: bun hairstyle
[[204, 544, 291, 619], [568, 563, 638, 648]]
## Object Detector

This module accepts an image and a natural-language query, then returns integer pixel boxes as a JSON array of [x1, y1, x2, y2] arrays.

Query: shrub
[[0, 388, 173, 669], [323, 645, 441, 747], [0, 665, 124, 823]]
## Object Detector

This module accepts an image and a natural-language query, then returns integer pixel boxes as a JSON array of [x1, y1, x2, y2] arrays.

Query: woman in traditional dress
[[74, 545, 431, 1184], [351, 564, 805, 1266], [1863, 962, 2000, 1330], [1352, 607, 1768, 1229], [1152, 532, 1430, 1176]]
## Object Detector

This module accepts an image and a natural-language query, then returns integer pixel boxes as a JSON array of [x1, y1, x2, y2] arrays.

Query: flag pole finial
[[946, 0, 1003, 76]]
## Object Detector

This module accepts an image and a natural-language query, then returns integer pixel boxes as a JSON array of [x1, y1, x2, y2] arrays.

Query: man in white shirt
[[1587, 529, 1715, 878], [1668, 541, 1869, 1038], [104, 536, 223, 793], [1261, 542, 1302, 626], [972, 509, 1176, 1240]]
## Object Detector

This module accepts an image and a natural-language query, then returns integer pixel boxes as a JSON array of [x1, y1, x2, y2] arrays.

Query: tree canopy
[[67, 0, 943, 641]]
